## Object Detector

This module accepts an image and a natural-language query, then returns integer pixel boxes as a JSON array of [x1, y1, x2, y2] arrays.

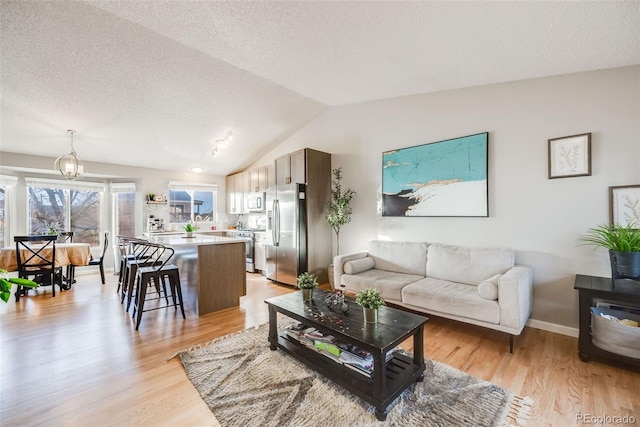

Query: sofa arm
[[498, 265, 533, 333], [333, 251, 368, 291]]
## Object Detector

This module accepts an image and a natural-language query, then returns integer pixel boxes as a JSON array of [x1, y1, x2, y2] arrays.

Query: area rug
[[171, 323, 532, 427]]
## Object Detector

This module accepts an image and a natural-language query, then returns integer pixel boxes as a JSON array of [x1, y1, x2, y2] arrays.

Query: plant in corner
[[1, 269, 38, 303], [326, 168, 356, 256], [296, 272, 318, 302], [355, 287, 385, 323], [326, 167, 356, 289], [578, 222, 640, 280]]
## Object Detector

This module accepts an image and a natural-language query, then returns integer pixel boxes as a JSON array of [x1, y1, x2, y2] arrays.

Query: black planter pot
[[609, 250, 640, 281]]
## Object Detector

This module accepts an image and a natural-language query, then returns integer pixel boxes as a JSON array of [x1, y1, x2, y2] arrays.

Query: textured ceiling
[[1, 1, 639, 177]]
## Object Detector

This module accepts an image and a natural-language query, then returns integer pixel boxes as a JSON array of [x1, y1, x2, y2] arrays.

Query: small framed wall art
[[609, 184, 640, 227], [548, 132, 591, 179]]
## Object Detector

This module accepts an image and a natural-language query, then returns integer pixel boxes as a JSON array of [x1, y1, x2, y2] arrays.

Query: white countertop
[[146, 234, 242, 247]]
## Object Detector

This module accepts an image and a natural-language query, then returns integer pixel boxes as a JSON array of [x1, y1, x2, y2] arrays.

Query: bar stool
[[116, 237, 150, 310], [131, 242, 185, 330]]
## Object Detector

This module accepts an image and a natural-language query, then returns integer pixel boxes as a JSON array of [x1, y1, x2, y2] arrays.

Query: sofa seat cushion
[[368, 240, 428, 276], [426, 243, 514, 286], [402, 277, 500, 324], [341, 269, 424, 302]]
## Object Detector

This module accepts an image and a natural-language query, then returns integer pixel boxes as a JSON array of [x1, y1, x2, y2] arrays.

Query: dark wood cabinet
[[574, 274, 640, 369], [276, 149, 306, 185]]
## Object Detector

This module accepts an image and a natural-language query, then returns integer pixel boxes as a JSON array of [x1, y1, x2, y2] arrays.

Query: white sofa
[[333, 241, 533, 348]]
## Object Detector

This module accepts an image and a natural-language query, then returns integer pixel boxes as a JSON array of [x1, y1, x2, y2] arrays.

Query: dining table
[[0, 242, 93, 273]]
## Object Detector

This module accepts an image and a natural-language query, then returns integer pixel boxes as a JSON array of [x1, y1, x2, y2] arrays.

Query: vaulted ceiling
[[1, 1, 638, 177]]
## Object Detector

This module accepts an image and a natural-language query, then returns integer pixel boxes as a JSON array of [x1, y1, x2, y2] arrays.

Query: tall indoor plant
[[326, 168, 356, 256], [326, 168, 355, 288], [578, 222, 640, 280]]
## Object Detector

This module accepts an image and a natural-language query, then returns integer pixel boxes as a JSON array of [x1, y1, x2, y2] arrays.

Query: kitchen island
[[147, 234, 246, 316]]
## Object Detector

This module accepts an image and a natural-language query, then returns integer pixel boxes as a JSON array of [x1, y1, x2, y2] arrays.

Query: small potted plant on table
[[355, 287, 385, 323], [297, 272, 318, 302]]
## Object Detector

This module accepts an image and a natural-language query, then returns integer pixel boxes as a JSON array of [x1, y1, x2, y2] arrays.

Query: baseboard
[[526, 318, 579, 338]]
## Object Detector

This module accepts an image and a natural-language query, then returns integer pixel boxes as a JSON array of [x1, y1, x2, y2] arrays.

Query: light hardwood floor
[[1, 272, 638, 426]]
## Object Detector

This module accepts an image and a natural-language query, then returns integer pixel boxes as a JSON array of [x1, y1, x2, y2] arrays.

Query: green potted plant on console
[[355, 287, 385, 323], [578, 222, 640, 282], [296, 272, 318, 302]]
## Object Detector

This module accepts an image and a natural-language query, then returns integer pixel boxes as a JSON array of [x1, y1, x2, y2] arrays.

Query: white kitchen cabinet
[[226, 171, 249, 214]]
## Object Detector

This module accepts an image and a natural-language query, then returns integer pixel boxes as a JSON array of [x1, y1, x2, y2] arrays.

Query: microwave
[[247, 192, 264, 211]]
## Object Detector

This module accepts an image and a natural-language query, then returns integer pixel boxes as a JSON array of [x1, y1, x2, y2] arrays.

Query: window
[[0, 185, 5, 247], [168, 182, 217, 224], [26, 178, 104, 247], [0, 175, 17, 248], [111, 183, 136, 238]]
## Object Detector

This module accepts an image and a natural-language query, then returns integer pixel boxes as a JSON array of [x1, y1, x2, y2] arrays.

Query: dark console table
[[265, 289, 428, 421], [574, 274, 640, 368]]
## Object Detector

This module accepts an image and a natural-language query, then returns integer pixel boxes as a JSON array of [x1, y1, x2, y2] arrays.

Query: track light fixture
[[211, 131, 233, 157]]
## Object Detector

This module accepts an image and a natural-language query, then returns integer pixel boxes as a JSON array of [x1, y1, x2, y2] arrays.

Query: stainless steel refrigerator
[[265, 183, 308, 286]]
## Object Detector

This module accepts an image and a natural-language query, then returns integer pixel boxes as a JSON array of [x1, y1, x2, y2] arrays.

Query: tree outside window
[[28, 186, 101, 247]]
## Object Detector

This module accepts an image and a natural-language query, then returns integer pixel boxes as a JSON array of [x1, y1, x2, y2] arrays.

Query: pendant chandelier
[[54, 129, 85, 180]]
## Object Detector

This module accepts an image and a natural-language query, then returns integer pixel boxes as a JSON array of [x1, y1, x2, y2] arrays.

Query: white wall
[[252, 66, 640, 328]]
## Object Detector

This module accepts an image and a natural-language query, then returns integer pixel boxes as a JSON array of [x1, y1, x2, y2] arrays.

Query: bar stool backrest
[[133, 241, 174, 272]]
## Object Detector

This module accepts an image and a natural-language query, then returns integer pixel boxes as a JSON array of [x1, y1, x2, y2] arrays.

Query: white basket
[[590, 307, 640, 360]]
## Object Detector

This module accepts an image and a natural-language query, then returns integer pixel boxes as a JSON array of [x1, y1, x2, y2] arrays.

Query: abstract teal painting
[[382, 132, 488, 217]]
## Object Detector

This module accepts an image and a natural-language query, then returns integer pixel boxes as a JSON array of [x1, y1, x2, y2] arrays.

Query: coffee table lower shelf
[[270, 333, 425, 421]]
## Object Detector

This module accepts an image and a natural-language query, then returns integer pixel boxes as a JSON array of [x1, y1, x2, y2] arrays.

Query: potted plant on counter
[[355, 287, 385, 324], [326, 167, 356, 289], [578, 222, 640, 282], [184, 223, 198, 238], [296, 272, 318, 302]]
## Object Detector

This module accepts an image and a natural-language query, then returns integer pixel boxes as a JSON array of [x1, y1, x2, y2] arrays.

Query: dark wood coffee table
[[265, 289, 428, 421]]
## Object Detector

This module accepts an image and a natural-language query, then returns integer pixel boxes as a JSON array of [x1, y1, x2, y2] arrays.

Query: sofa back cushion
[[426, 243, 514, 285], [367, 240, 428, 276]]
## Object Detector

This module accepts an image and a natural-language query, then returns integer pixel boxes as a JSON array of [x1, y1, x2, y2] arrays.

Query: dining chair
[[57, 231, 74, 243], [57, 231, 75, 286], [72, 231, 109, 284], [14, 235, 63, 301]]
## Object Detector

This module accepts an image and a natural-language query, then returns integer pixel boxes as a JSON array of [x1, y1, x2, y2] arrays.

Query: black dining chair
[[71, 232, 109, 285], [57, 231, 74, 243], [57, 231, 75, 286], [14, 235, 63, 301]]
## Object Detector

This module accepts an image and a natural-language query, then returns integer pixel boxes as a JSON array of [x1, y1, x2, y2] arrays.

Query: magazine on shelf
[[304, 329, 337, 343], [343, 361, 373, 378], [281, 322, 395, 378]]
